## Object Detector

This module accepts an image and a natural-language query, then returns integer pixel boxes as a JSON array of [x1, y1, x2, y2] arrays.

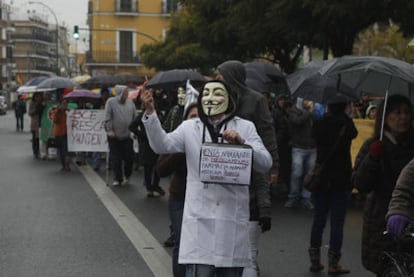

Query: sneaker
[[301, 199, 314, 210], [163, 235, 175, 247], [121, 178, 129, 186], [112, 181, 121, 187], [284, 199, 298, 208], [153, 186, 166, 196], [147, 191, 155, 198]]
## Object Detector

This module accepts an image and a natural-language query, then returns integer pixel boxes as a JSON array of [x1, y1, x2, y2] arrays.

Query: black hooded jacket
[[217, 60, 279, 219]]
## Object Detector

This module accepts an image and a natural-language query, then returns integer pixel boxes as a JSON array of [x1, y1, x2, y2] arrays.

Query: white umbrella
[[17, 85, 37, 95]]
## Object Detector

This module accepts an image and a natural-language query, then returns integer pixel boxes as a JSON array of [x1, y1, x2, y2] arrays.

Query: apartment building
[[86, 0, 179, 76]]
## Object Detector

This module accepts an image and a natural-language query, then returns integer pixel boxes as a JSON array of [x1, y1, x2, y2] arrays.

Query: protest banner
[[67, 109, 108, 152], [199, 143, 253, 185], [39, 102, 58, 142]]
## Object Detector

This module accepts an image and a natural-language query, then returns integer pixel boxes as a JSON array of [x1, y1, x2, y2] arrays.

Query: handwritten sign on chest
[[199, 143, 253, 185], [67, 109, 108, 152]]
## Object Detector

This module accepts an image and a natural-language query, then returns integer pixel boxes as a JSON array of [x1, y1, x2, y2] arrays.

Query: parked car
[[0, 96, 7, 115]]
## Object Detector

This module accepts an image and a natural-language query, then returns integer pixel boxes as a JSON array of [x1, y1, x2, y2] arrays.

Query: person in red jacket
[[51, 99, 71, 171]]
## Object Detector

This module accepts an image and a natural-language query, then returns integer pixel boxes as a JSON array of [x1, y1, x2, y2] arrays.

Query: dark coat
[[288, 107, 316, 149], [387, 158, 414, 221], [156, 153, 186, 201], [313, 112, 358, 191], [129, 111, 158, 166], [352, 129, 414, 274], [13, 99, 26, 116], [217, 60, 278, 219], [162, 105, 184, 132]]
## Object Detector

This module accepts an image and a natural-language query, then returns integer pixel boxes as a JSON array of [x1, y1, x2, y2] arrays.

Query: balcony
[[86, 50, 141, 64], [11, 33, 54, 43], [33, 64, 56, 72]]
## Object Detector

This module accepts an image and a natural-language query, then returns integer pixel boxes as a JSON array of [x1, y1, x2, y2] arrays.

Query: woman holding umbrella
[[352, 94, 414, 276]]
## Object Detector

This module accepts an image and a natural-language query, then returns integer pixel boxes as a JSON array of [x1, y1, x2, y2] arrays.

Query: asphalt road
[[0, 112, 375, 276]]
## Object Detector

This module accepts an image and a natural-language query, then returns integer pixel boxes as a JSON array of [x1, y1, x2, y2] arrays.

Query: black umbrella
[[319, 55, 414, 100], [82, 74, 118, 89], [244, 62, 288, 94], [245, 68, 280, 93], [114, 73, 144, 85], [287, 60, 359, 103], [244, 61, 285, 82], [145, 69, 206, 90], [319, 55, 414, 139]]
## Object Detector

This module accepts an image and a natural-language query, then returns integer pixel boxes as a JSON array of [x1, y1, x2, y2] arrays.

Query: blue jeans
[[186, 264, 243, 277], [288, 147, 316, 201], [55, 135, 68, 167], [310, 190, 350, 253], [108, 138, 134, 183], [92, 152, 101, 169], [143, 165, 160, 191], [169, 198, 185, 277]]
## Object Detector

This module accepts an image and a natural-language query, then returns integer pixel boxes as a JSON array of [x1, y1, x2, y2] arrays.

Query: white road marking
[[78, 165, 171, 277]]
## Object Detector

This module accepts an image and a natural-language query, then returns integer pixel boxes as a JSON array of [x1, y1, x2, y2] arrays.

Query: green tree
[[141, 0, 304, 73], [354, 23, 414, 62], [141, 0, 413, 73]]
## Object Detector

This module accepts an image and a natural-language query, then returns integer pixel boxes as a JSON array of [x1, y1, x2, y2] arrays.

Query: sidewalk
[[0, 112, 163, 277]]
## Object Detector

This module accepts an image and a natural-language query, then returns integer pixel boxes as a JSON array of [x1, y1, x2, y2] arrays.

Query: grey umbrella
[[36, 77, 78, 90], [114, 73, 144, 85], [319, 55, 414, 139], [319, 55, 414, 101], [82, 74, 118, 89], [287, 60, 359, 103], [17, 76, 49, 94], [24, 76, 48, 86], [145, 69, 206, 90]]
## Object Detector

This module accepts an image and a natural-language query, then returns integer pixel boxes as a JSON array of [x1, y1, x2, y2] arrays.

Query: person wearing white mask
[[141, 80, 272, 277]]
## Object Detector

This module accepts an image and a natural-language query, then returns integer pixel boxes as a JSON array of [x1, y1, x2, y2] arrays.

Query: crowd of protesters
[[18, 60, 414, 277]]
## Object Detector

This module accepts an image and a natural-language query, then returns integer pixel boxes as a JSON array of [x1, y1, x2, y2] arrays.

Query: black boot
[[328, 249, 350, 275], [308, 247, 324, 272]]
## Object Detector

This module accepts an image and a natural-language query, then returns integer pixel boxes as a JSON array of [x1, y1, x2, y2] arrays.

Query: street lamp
[[28, 1, 59, 76]]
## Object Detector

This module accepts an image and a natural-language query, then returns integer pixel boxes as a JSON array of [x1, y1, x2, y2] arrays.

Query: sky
[[9, 0, 89, 51]]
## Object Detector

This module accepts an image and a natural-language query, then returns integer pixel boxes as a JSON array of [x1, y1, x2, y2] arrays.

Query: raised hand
[[140, 89, 155, 115]]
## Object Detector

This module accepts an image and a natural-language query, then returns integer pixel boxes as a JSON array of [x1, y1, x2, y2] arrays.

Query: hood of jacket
[[217, 60, 247, 93]]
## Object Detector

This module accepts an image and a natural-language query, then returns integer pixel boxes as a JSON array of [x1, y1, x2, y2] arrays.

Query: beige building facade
[[86, 0, 178, 77]]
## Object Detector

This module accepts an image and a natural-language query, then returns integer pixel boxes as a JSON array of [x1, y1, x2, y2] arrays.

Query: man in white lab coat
[[141, 80, 272, 277]]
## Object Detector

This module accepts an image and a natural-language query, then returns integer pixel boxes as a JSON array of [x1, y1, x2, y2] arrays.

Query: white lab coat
[[142, 112, 272, 267]]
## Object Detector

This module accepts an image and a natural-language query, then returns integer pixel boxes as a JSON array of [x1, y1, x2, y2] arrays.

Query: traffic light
[[73, 25, 79, 40]]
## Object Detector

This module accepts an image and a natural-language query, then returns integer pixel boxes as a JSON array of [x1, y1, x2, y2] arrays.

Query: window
[[162, 0, 178, 13], [118, 31, 134, 62], [116, 0, 137, 13]]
